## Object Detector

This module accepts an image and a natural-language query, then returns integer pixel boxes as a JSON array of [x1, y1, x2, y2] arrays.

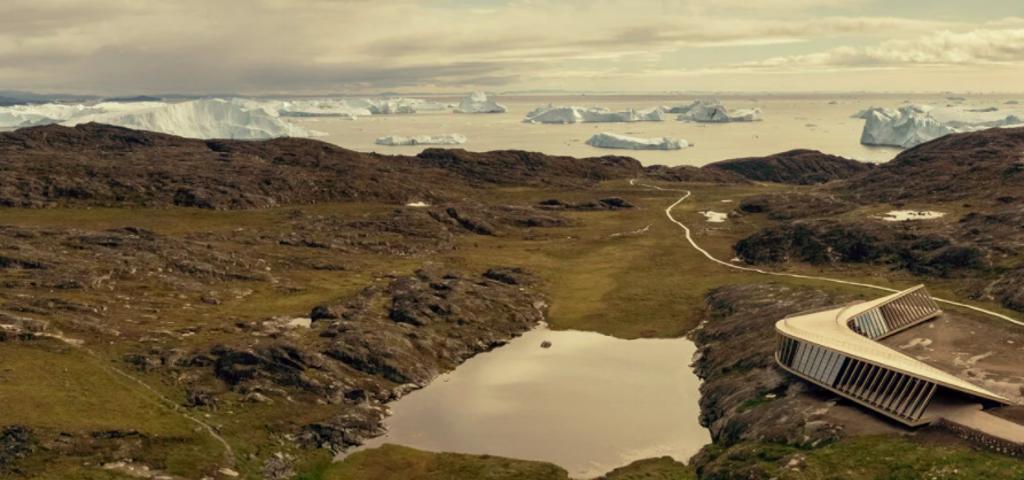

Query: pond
[[346, 324, 710, 478]]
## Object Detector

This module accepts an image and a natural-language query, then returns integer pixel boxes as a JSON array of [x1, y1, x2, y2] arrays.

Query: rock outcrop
[[0, 124, 646, 209], [705, 149, 872, 185]]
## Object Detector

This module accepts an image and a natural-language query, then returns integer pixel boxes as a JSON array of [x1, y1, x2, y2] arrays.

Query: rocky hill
[[841, 126, 1024, 203], [0, 124, 647, 209], [415, 148, 643, 187], [704, 149, 873, 184]]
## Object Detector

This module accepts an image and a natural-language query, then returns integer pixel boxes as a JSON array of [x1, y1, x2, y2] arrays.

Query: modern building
[[774, 285, 1011, 427]]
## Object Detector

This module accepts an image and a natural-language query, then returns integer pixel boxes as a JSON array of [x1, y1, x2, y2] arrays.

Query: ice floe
[[0, 98, 316, 139], [62, 98, 315, 139], [454, 92, 507, 113], [352, 97, 448, 114], [672, 100, 761, 123], [700, 211, 728, 223], [585, 132, 686, 150], [276, 99, 373, 119], [375, 134, 467, 146], [856, 104, 1024, 148], [878, 210, 946, 222], [0, 101, 164, 128], [523, 105, 665, 124]]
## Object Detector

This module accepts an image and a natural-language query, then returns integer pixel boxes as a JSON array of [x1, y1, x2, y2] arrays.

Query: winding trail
[[630, 179, 1024, 328], [29, 328, 237, 468], [85, 346, 238, 466]]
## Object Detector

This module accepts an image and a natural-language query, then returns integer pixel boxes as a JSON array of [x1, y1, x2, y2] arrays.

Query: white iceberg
[[345, 97, 448, 115], [276, 99, 373, 119], [585, 132, 686, 150], [63, 98, 315, 139], [523, 105, 665, 124], [0, 101, 167, 128], [856, 104, 1024, 148], [375, 134, 467, 146], [0, 104, 90, 128], [674, 100, 761, 123], [455, 92, 507, 113]]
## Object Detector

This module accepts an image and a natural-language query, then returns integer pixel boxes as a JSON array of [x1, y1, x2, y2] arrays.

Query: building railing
[[846, 285, 941, 340]]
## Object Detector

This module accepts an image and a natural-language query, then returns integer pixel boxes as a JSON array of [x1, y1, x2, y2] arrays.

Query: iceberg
[[523, 105, 665, 124], [585, 132, 686, 150], [856, 104, 1024, 148], [673, 100, 761, 123], [276, 99, 373, 119], [63, 98, 315, 139], [345, 97, 448, 115], [455, 92, 507, 113], [375, 134, 467, 146], [0, 103, 90, 128], [0, 101, 165, 128]]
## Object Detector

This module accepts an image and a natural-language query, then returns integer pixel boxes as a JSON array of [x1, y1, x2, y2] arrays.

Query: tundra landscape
[[2, 1, 1024, 479]]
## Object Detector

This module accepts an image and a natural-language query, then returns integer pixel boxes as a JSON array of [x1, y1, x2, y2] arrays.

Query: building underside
[[774, 286, 1015, 429]]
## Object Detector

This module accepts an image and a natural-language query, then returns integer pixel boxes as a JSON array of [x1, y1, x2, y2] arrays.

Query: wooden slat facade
[[847, 286, 941, 340], [776, 335, 938, 425]]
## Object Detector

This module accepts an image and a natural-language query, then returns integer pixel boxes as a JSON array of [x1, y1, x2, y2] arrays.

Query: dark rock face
[[734, 220, 987, 277], [643, 164, 749, 183], [537, 197, 635, 211], [841, 126, 1024, 203], [738, 193, 854, 220], [0, 426, 33, 474], [692, 284, 851, 448], [988, 268, 1024, 312], [415, 148, 643, 187], [483, 267, 531, 285], [704, 149, 872, 184], [0, 124, 646, 209], [189, 267, 544, 451]]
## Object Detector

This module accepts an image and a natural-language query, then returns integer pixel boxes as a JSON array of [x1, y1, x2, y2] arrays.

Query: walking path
[[630, 179, 1024, 328]]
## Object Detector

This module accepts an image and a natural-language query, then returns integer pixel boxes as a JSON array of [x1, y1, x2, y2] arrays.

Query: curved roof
[[776, 287, 1010, 405]]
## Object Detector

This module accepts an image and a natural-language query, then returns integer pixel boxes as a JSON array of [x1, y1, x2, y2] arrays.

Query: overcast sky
[[2, 0, 1023, 95]]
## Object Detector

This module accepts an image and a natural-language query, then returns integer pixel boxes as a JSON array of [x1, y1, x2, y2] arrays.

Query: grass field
[[2, 179, 1021, 479]]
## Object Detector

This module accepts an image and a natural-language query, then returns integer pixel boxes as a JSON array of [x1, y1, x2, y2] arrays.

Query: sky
[[2, 0, 1023, 95]]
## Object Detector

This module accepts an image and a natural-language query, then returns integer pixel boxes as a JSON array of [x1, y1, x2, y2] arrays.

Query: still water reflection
[[350, 325, 710, 478]]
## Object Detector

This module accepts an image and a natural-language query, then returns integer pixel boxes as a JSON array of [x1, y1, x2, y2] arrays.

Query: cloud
[[0, 0, 1016, 93], [745, 27, 1024, 69]]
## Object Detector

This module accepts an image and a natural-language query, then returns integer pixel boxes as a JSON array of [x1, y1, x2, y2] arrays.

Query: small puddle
[[344, 324, 710, 478]]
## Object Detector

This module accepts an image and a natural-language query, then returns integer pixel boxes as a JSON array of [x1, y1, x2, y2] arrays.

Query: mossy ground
[[698, 435, 1024, 480], [1, 180, 1019, 479]]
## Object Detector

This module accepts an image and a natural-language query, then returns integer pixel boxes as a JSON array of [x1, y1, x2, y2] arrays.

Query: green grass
[[601, 456, 695, 479], [3, 180, 1022, 479], [309, 444, 570, 480], [0, 342, 225, 478], [701, 435, 1024, 480]]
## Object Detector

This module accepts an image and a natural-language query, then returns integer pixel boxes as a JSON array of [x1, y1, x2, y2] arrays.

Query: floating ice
[[347, 97, 448, 115], [523, 105, 665, 124], [0, 101, 165, 128], [375, 134, 467, 146], [276, 99, 373, 119], [455, 92, 507, 113], [856, 104, 1024, 148], [585, 132, 686, 150], [63, 99, 315, 139], [878, 210, 946, 222], [673, 100, 761, 123]]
